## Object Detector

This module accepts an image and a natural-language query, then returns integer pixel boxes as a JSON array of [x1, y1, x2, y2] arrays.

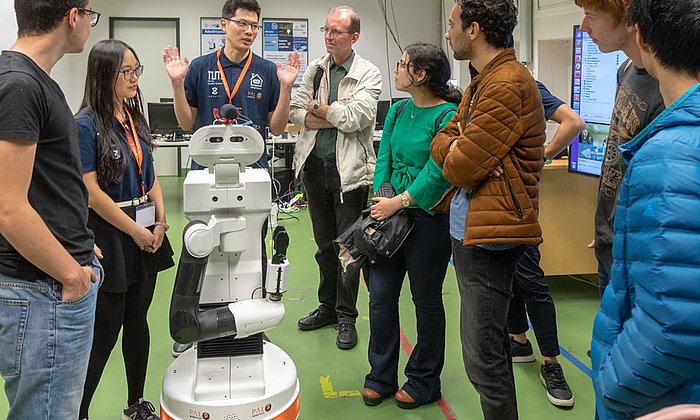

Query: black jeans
[[507, 244, 560, 357], [303, 155, 368, 323], [595, 244, 613, 298], [451, 238, 525, 420], [365, 209, 451, 403]]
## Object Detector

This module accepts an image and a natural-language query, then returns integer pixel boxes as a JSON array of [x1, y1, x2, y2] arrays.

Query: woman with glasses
[[362, 42, 460, 409], [75, 39, 173, 420]]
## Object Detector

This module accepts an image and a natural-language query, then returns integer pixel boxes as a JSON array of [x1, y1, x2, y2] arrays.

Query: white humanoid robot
[[160, 106, 299, 420]]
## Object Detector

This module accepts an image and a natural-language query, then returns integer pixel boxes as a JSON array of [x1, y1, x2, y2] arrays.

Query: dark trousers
[[303, 155, 368, 323], [79, 275, 157, 418], [365, 209, 451, 403], [451, 238, 525, 420], [507, 245, 560, 357], [595, 245, 613, 298]]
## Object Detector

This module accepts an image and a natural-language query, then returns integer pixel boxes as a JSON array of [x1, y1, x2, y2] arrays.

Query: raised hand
[[277, 50, 301, 87], [163, 45, 190, 83]]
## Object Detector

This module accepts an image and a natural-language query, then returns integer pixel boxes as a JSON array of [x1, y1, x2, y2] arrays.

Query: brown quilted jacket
[[431, 49, 546, 246]]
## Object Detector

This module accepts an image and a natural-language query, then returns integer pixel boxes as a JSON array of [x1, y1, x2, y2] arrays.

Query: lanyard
[[120, 108, 145, 196], [216, 48, 253, 104]]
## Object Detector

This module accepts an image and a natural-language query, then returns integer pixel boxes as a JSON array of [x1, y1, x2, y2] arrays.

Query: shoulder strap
[[395, 99, 410, 119], [434, 106, 457, 133], [312, 66, 325, 100]]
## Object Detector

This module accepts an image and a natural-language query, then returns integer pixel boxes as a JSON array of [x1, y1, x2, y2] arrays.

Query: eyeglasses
[[223, 18, 260, 32], [322, 27, 351, 38], [395, 61, 414, 72], [118, 65, 144, 80], [64, 7, 101, 27]]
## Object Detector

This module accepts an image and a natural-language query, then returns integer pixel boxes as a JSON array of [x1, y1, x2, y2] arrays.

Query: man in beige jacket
[[290, 5, 381, 350]]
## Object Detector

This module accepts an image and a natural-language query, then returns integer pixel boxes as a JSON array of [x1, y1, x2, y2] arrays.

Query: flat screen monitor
[[568, 25, 628, 177], [375, 100, 391, 130], [147, 102, 192, 137]]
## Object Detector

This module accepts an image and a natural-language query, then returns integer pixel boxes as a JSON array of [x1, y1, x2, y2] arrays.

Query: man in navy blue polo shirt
[[163, 0, 299, 169]]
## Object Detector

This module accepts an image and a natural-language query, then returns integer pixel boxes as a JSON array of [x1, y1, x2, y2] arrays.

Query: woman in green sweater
[[362, 43, 461, 409]]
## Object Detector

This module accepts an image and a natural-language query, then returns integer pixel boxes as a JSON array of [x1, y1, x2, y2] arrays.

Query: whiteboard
[[1, 0, 18, 49]]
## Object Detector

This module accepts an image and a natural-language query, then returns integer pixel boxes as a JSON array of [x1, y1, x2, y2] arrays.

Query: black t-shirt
[[0, 51, 94, 280], [594, 60, 665, 259]]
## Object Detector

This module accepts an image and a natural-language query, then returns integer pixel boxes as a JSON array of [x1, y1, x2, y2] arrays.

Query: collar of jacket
[[315, 50, 364, 82], [469, 48, 518, 80]]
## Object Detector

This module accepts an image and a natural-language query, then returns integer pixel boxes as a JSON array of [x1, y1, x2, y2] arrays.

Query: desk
[[538, 158, 599, 275], [154, 139, 189, 177]]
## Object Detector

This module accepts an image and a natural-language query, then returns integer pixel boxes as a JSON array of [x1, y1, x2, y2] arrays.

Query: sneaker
[[510, 336, 535, 363], [123, 398, 159, 420], [172, 342, 192, 357], [540, 361, 575, 407]]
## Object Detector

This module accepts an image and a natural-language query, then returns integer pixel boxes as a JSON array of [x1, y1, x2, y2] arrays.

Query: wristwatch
[[400, 193, 410, 208], [312, 102, 320, 113]]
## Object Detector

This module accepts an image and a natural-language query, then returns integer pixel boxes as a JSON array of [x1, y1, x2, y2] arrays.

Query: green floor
[[1, 176, 601, 419]]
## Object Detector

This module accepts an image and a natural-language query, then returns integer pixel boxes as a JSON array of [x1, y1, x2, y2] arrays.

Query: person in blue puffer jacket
[[591, 0, 700, 418]]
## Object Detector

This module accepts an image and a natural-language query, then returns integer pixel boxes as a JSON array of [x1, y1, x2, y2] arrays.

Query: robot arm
[[169, 221, 290, 345]]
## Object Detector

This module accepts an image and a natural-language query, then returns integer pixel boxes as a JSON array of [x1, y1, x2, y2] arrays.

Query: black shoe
[[540, 361, 575, 408], [587, 349, 591, 358], [510, 337, 535, 363], [123, 398, 159, 420], [298, 308, 338, 331], [336, 323, 358, 349]]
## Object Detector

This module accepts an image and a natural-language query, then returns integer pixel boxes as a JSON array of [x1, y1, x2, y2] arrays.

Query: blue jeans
[[452, 238, 524, 420], [507, 245, 560, 357], [0, 258, 102, 419], [302, 155, 368, 322], [365, 209, 450, 403]]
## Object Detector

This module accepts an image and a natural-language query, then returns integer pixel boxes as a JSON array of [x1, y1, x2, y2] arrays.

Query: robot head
[[188, 123, 265, 169]]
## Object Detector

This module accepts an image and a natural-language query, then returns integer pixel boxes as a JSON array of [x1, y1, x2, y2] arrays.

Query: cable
[[566, 274, 600, 289]]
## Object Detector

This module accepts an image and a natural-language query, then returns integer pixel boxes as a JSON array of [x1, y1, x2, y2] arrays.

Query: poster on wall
[[200, 17, 226, 56], [262, 18, 309, 86]]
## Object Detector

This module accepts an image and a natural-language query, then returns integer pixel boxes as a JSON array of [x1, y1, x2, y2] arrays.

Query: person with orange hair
[[573, 0, 664, 298]]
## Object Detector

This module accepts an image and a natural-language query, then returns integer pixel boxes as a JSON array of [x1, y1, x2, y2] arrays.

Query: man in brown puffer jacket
[[431, 1, 546, 419]]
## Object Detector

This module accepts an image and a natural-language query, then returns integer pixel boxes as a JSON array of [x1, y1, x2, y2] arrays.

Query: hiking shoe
[[540, 361, 575, 407], [510, 336, 535, 363], [123, 398, 159, 420]]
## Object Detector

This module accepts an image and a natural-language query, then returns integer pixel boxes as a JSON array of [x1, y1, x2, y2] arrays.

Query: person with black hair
[[163, 0, 299, 170], [361, 42, 459, 409], [75, 39, 174, 420], [590, 0, 700, 417], [432, 1, 546, 418], [0, 1, 100, 418]]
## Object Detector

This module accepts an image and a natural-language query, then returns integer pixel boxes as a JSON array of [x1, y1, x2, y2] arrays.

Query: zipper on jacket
[[504, 176, 524, 220]]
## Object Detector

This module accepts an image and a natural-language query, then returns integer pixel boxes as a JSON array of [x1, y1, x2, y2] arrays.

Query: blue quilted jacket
[[591, 83, 700, 419]]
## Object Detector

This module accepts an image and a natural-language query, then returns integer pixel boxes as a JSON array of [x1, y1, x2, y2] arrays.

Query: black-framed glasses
[[64, 7, 101, 27], [223, 17, 260, 32], [322, 27, 351, 38], [395, 61, 414, 72], [118, 65, 144, 80]]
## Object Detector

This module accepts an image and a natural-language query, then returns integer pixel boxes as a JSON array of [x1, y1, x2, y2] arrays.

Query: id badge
[[135, 202, 156, 227]]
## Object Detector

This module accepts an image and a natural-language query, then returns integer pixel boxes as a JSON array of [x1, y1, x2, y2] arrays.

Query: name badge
[[135, 202, 156, 228]]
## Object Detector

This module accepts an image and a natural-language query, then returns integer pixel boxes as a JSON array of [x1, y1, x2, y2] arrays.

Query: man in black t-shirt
[[0, 1, 100, 418], [575, 0, 664, 296]]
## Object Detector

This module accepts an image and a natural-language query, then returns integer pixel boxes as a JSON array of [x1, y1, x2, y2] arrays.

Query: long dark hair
[[78, 39, 153, 188], [404, 43, 462, 105]]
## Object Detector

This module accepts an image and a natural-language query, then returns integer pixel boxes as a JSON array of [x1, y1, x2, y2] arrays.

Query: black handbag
[[335, 183, 414, 267]]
